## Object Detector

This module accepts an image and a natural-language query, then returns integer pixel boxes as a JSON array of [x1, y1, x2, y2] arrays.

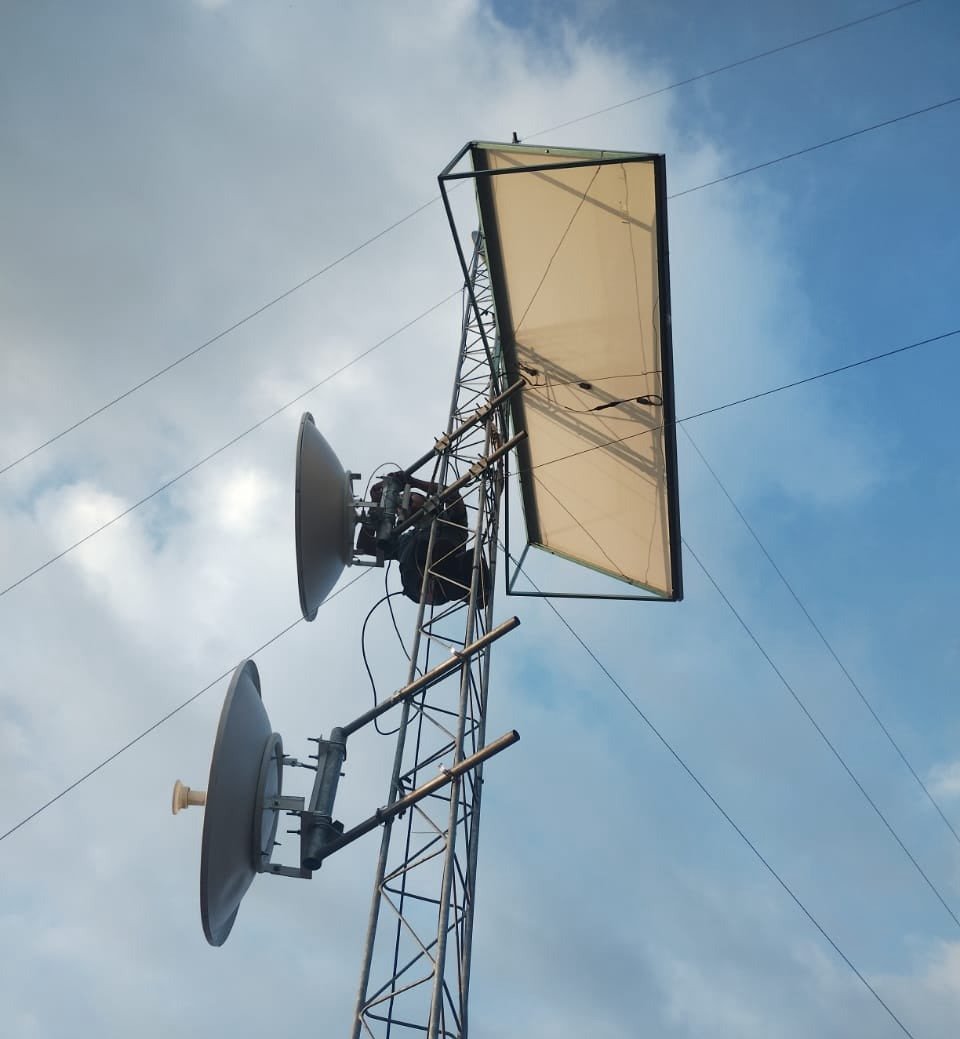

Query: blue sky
[[2, 2, 959, 1037]]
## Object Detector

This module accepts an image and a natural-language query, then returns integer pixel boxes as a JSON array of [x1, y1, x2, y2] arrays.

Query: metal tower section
[[351, 237, 511, 1039]]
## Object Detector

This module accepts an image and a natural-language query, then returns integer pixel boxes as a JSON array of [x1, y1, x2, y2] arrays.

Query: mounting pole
[[350, 234, 510, 1039]]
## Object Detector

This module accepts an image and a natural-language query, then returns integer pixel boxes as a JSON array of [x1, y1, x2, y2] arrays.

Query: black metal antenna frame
[[439, 140, 683, 602]]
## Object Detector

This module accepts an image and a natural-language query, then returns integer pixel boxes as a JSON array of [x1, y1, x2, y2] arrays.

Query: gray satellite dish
[[295, 411, 355, 620], [199, 659, 283, 947]]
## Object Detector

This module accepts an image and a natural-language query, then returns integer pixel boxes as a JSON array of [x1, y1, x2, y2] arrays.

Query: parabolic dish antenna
[[200, 659, 283, 947], [295, 411, 355, 620]]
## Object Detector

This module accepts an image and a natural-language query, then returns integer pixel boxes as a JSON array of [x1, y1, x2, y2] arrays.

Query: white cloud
[[0, 3, 951, 1038], [928, 761, 960, 801], [873, 941, 960, 1039], [213, 466, 276, 534]]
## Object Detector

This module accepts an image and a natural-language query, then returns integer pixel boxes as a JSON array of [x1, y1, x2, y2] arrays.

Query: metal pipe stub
[[391, 431, 527, 538], [308, 730, 520, 865], [341, 616, 520, 738], [300, 727, 348, 871]]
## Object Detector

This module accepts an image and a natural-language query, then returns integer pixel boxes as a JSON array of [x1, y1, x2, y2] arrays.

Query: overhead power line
[[525, 0, 924, 139], [683, 538, 960, 934], [681, 423, 960, 851], [0, 196, 440, 479], [0, 290, 461, 600], [0, 569, 370, 846], [518, 429, 960, 935], [0, 1, 934, 480], [669, 94, 960, 199], [529, 326, 960, 474], [2, 318, 954, 605], [515, 560, 917, 1039], [4, 117, 958, 604]]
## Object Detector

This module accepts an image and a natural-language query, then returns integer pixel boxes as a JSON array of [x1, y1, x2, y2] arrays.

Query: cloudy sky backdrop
[[2, 1, 960, 1036]]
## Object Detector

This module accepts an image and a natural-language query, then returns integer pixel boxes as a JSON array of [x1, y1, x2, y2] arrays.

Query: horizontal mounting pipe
[[404, 380, 524, 477], [341, 616, 520, 738], [310, 730, 520, 864], [393, 431, 527, 538]]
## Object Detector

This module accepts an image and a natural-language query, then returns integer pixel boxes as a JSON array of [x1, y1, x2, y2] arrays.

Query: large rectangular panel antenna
[[440, 142, 682, 600]]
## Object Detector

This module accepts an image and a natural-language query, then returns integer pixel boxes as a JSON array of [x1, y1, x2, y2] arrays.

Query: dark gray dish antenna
[[295, 411, 355, 620], [196, 659, 283, 947]]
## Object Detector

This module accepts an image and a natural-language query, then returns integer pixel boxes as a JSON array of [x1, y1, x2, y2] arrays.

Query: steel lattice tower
[[174, 141, 677, 1039], [351, 237, 512, 1039]]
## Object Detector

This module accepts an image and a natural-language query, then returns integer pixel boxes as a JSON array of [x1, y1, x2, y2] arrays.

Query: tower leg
[[351, 236, 507, 1039]]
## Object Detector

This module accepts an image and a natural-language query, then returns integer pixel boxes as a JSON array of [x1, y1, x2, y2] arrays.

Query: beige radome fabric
[[473, 145, 678, 597]]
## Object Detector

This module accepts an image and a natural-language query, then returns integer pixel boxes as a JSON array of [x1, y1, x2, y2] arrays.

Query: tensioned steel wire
[[2, 320, 956, 603], [6, 316, 957, 926], [518, 327, 960, 885], [3, 95, 959, 603], [0, 12, 946, 1024], [681, 537, 960, 934], [523, 0, 925, 139], [0, 290, 463, 599], [0, 5, 953, 890], [513, 391, 960, 938], [0, 0, 935, 480], [0, 195, 440, 479], [680, 423, 960, 851], [523, 327, 960, 475], [510, 555, 918, 1039], [0, 568, 371, 845]]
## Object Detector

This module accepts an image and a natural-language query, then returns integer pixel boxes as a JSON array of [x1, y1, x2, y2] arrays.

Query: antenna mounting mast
[[351, 235, 508, 1039]]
